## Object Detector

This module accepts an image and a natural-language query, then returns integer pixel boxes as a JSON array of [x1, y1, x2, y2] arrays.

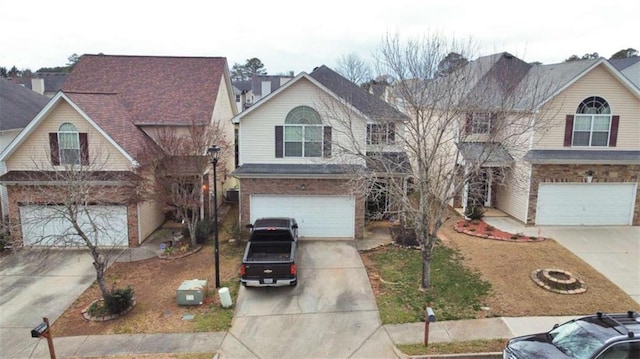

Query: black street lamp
[[207, 145, 221, 288]]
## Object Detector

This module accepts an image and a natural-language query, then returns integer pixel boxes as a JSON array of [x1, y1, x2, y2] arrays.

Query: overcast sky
[[2, 0, 638, 75]]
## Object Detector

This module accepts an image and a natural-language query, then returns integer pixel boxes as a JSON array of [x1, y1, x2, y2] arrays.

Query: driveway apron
[[0, 249, 96, 359], [220, 239, 399, 359]]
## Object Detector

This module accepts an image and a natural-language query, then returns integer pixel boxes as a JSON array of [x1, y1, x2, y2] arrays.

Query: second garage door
[[250, 195, 355, 237], [536, 183, 636, 225]]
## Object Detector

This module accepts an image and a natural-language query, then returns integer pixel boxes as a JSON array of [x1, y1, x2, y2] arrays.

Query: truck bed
[[245, 241, 292, 262]]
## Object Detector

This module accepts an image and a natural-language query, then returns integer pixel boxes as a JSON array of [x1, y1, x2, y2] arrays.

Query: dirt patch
[[52, 206, 244, 337], [439, 218, 640, 317]]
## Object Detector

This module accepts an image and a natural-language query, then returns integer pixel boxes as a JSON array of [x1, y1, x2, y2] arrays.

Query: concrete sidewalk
[[23, 316, 578, 358]]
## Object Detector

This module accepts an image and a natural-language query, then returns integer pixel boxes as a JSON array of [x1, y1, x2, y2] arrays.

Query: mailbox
[[31, 322, 48, 338], [426, 307, 436, 322]]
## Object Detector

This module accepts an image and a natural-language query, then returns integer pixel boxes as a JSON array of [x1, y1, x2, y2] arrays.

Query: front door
[[467, 169, 492, 208]]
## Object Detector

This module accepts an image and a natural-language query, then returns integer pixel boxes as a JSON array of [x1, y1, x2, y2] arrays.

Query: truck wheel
[[291, 280, 297, 287]]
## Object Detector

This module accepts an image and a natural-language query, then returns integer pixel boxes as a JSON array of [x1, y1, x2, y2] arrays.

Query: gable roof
[[0, 92, 150, 165], [524, 57, 640, 109], [450, 53, 640, 111], [0, 77, 49, 131], [309, 65, 408, 122], [62, 54, 230, 125], [64, 92, 158, 160]]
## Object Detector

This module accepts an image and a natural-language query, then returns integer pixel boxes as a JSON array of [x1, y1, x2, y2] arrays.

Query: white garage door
[[250, 195, 355, 237], [20, 205, 129, 246], [536, 183, 636, 225]]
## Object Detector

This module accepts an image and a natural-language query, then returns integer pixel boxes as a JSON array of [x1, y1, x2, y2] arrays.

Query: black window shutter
[[489, 112, 498, 135], [563, 115, 574, 147], [79, 133, 89, 165], [275, 126, 283, 158], [465, 113, 473, 135], [609, 115, 620, 147], [323, 126, 332, 158], [49, 133, 60, 165]]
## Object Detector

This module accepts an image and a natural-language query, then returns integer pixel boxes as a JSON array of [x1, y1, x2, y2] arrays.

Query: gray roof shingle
[[309, 65, 408, 123], [0, 77, 49, 131], [457, 142, 515, 167], [232, 163, 365, 177], [523, 149, 640, 164]]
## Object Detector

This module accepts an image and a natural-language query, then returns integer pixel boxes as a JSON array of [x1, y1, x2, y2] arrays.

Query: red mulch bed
[[454, 219, 546, 242]]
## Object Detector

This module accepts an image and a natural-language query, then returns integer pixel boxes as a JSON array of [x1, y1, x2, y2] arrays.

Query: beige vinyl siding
[[496, 158, 531, 223], [211, 73, 238, 189], [239, 78, 366, 165], [6, 101, 132, 171], [137, 200, 164, 244], [535, 64, 640, 149]]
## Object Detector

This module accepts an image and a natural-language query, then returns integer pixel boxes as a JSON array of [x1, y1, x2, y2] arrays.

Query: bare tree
[[336, 53, 373, 85], [12, 143, 142, 301], [138, 121, 231, 247], [326, 33, 556, 289]]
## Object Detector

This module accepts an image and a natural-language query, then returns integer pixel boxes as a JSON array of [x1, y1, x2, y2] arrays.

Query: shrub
[[104, 286, 135, 315], [181, 225, 190, 239], [389, 223, 420, 247], [464, 205, 485, 220], [485, 225, 494, 232], [195, 220, 212, 244]]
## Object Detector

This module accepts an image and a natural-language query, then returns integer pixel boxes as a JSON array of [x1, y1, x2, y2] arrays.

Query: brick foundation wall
[[528, 164, 640, 225], [6, 184, 141, 247], [239, 177, 365, 238]]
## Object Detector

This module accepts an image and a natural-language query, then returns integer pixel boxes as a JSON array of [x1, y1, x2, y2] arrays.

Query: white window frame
[[572, 96, 612, 147], [367, 123, 396, 145], [471, 112, 491, 134], [284, 106, 324, 158], [58, 122, 80, 165]]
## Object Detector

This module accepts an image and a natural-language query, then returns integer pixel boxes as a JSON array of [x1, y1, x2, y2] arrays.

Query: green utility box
[[176, 279, 207, 305]]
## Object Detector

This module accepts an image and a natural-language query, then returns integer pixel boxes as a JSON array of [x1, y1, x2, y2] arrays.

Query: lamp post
[[207, 145, 221, 288]]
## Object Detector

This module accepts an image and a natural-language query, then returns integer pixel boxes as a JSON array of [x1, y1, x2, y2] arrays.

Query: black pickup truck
[[240, 217, 298, 287]]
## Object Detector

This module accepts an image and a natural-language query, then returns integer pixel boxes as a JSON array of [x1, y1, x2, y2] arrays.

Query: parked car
[[240, 217, 298, 287], [503, 311, 640, 358]]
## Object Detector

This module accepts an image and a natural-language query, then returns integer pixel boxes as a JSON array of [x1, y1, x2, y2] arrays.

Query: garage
[[250, 195, 355, 237], [536, 183, 637, 225], [19, 205, 129, 246]]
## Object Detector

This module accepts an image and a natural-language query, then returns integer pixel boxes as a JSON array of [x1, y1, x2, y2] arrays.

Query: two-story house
[[0, 55, 237, 247], [450, 53, 640, 226], [232, 65, 409, 238]]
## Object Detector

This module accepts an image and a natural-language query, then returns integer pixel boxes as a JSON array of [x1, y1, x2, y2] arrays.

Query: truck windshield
[[549, 321, 606, 359]]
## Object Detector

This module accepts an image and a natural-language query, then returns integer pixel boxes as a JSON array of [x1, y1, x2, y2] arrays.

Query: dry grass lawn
[[52, 206, 244, 337], [439, 218, 640, 317], [52, 204, 639, 338]]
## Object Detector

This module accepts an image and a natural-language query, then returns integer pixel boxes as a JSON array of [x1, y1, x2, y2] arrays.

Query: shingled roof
[[62, 55, 228, 125], [0, 77, 49, 131], [64, 92, 158, 160], [309, 65, 408, 122]]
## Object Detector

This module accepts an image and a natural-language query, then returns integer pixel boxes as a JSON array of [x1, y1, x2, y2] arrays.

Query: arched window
[[284, 106, 323, 157], [573, 96, 612, 147], [58, 123, 81, 164]]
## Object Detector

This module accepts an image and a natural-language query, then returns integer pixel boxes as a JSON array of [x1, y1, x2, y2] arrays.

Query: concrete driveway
[[0, 249, 96, 359], [484, 217, 640, 305], [219, 239, 399, 359]]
